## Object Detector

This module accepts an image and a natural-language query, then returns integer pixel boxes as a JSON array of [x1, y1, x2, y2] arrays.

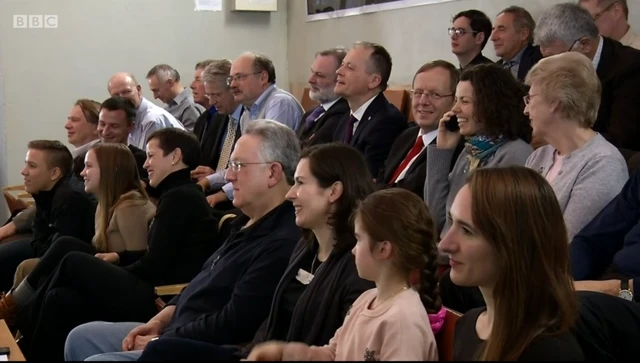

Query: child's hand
[[246, 341, 286, 361]]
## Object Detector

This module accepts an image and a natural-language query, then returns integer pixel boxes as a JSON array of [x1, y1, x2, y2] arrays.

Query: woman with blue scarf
[[424, 63, 533, 243]]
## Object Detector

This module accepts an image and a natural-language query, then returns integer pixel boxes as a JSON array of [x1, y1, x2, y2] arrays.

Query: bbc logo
[[13, 15, 58, 28]]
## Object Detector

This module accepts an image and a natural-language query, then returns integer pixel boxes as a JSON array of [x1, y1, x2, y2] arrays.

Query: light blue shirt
[[206, 104, 245, 201], [130, 97, 186, 150], [243, 84, 303, 131]]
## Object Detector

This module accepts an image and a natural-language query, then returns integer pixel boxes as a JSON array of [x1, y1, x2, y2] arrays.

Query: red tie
[[389, 136, 425, 184]]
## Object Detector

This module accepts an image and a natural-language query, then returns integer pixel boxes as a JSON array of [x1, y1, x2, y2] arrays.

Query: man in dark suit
[[299, 48, 350, 148], [450, 10, 494, 69], [190, 59, 243, 209], [332, 41, 408, 177], [377, 60, 463, 198], [491, 6, 542, 82], [534, 3, 640, 151]]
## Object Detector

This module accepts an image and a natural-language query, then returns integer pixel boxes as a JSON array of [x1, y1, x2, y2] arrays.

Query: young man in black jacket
[[0, 140, 95, 293], [64, 119, 301, 361]]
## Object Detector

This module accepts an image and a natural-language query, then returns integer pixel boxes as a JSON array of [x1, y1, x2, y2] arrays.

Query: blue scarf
[[464, 134, 506, 166]]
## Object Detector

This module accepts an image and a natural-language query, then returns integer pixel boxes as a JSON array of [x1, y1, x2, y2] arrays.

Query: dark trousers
[[25, 236, 96, 289], [138, 338, 240, 361], [16, 252, 158, 361], [0, 238, 35, 292]]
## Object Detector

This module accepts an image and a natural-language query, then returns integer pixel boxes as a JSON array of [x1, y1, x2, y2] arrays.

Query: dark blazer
[[497, 43, 543, 82], [72, 155, 86, 180], [193, 111, 241, 169], [239, 239, 374, 357], [128, 144, 149, 179], [594, 37, 640, 151], [462, 52, 493, 70], [333, 93, 408, 177], [376, 126, 463, 199], [299, 98, 350, 149]]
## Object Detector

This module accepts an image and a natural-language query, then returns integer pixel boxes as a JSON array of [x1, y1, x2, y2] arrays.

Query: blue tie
[[305, 106, 325, 129]]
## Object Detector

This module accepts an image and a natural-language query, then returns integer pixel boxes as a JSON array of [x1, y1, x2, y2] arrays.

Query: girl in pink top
[[248, 188, 445, 361]]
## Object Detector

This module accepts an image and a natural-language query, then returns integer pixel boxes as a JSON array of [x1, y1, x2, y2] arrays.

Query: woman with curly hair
[[424, 63, 533, 241]]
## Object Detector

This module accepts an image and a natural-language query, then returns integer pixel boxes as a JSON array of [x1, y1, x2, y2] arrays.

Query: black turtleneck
[[117, 168, 220, 286], [31, 174, 96, 256]]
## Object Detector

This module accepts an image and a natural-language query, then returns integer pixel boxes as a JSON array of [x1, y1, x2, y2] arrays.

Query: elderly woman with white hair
[[524, 51, 628, 241]]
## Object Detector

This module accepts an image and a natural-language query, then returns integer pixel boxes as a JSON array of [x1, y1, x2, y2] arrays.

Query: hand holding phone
[[436, 112, 463, 150], [445, 115, 460, 132]]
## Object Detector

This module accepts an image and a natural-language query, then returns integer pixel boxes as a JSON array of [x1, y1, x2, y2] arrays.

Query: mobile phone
[[445, 115, 460, 132], [0, 347, 10, 355]]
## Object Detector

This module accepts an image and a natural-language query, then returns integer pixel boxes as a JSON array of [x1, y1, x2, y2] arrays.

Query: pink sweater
[[283, 288, 439, 361]]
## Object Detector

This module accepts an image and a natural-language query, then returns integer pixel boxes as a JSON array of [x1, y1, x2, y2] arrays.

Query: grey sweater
[[525, 133, 628, 241], [425, 138, 534, 241]]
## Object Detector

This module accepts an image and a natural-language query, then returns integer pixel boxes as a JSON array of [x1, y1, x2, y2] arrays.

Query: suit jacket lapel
[[384, 130, 417, 181], [352, 94, 385, 145], [307, 98, 349, 137]]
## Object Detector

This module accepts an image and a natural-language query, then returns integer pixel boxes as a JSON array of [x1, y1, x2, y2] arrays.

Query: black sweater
[[117, 168, 219, 286], [239, 239, 374, 357], [31, 174, 96, 256], [454, 307, 584, 361], [161, 201, 299, 345]]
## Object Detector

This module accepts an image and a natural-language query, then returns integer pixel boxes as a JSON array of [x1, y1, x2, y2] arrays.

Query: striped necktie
[[216, 116, 237, 172]]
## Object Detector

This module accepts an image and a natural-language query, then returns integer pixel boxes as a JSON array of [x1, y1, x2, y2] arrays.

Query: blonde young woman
[[0, 143, 155, 322]]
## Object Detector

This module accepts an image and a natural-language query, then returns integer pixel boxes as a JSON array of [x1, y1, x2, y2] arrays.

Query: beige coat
[[13, 192, 156, 287]]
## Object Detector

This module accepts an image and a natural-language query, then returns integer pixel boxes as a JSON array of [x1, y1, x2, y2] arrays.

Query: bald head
[[107, 72, 142, 108]]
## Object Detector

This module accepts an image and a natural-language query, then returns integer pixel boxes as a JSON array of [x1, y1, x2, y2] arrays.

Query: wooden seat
[[3, 185, 34, 213], [153, 213, 238, 311], [436, 308, 462, 361], [0, 320, 25, 361], [383, 89, 407, 114]]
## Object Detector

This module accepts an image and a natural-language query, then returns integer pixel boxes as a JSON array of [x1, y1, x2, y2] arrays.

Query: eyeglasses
[[567, 36, 586, 52], [448, 27, 479, 37], [228, 160, 274, 172], [523, 94, 540, 106], [410, 90, 454, 100], [593, 2, 616, 21], [226, 72, 262, 86]]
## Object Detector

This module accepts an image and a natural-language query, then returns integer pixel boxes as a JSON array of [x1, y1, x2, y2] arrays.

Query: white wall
[[287, 0, 640, 89], [0, 0, 288, 185]]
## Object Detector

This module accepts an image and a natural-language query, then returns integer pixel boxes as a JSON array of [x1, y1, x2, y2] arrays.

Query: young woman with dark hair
[[440, 166, 583, 360]]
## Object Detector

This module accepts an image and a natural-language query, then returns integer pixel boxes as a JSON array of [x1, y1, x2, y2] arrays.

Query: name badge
[[295, 268, 314, 285]]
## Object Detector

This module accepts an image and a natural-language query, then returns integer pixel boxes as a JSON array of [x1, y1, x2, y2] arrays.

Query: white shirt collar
[[71, 139, 100, 159], [592, 35, 604, 70], [351, 94, 379, 121], [321, 98, 340, 111], [419, 128, 439, 147]]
